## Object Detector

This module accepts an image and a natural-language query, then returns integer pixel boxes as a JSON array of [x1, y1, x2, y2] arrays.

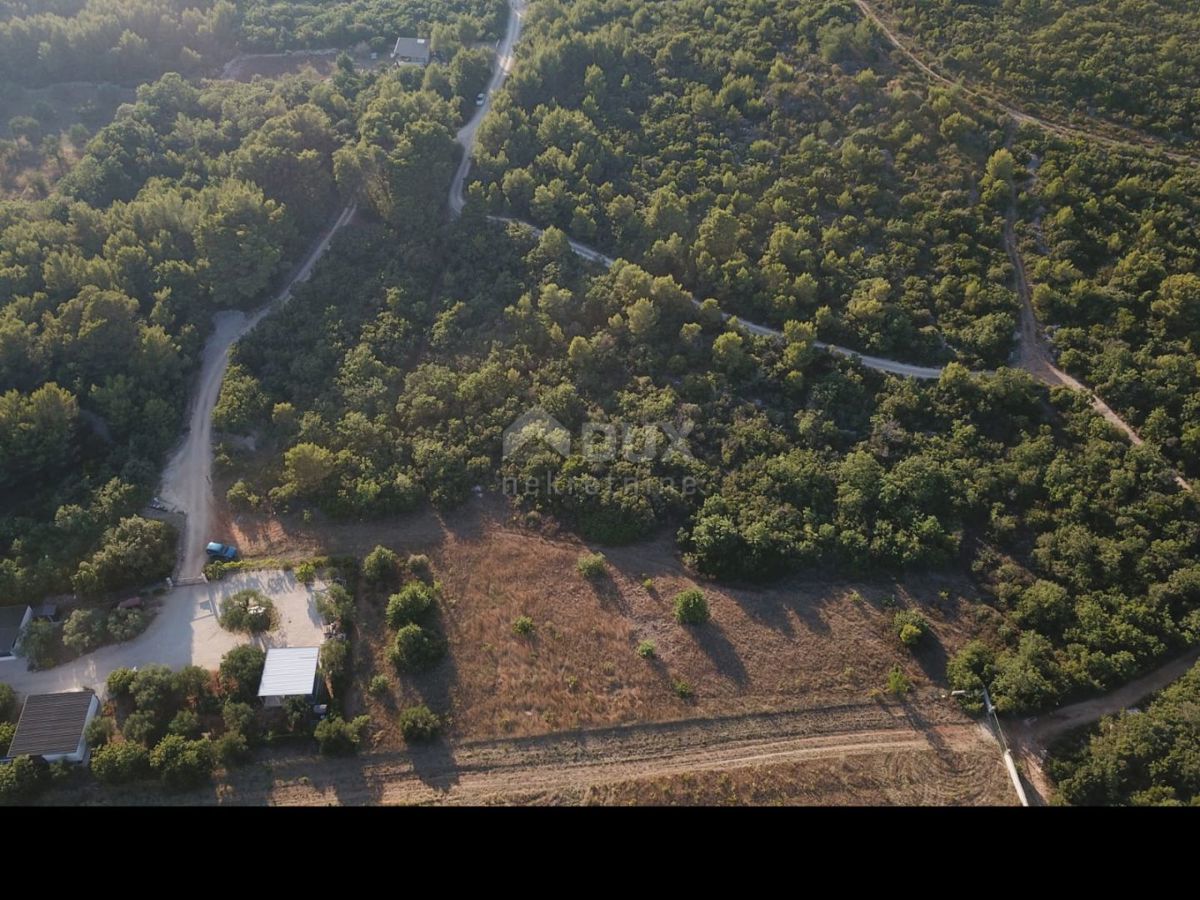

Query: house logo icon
[[502, 406, 572, 459]]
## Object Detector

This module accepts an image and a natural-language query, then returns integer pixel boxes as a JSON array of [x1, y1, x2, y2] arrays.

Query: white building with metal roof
[[258, 646, 321, 707]]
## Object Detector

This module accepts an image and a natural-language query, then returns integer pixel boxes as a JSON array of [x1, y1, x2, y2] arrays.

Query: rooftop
[[7, 691, 96, 758], [392, 36, 430, 60], [258, 646, 321, 698]]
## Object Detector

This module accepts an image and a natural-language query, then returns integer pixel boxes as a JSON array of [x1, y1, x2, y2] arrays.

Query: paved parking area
[[1, 570, 326, 698]]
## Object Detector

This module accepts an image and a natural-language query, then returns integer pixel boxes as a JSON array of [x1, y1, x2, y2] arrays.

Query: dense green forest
[[877, 0, 1200, 143], [1014, 132, 1200, 480], [3, 0, 1200, 739], [0, 70, 347, 602], [1049, 659, 1200, 805], [0, 0, 503, 85], [470, 0, 1021, 368]]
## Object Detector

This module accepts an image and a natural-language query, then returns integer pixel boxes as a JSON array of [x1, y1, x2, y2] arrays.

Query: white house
[[6, 690, 100, 764], [391, 36, 430, 65], [258, 646, 321, 708]]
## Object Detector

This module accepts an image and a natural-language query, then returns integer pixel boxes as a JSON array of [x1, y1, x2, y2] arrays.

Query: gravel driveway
[[1, 570, 327, 698]]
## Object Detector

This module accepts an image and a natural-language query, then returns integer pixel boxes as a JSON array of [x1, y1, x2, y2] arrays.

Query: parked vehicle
[[205, 541, 238, 561], [475, 92, 485, 106]]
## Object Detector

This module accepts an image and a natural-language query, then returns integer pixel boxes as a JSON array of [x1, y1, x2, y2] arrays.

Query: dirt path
[[76, 697, 1012, 805], [158, 203, 357, 579], [854, 0, 1197, 166]]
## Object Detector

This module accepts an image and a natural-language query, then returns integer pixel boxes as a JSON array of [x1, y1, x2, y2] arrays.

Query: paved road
[[159, 203, 357, 579], [449, 0, 526, 216]]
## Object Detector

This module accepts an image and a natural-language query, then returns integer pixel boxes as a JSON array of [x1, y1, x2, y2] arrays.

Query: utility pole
[[952, 686, 1030, 807]]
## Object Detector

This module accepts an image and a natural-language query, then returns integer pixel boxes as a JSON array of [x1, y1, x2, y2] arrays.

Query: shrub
[[0, 722, 14, 756], [222, 701, 258, 743], [295, 561, 317, 584], [214, 730, 251, 767], [362, 545, 400, 584], [367, 674, 390, 698], [0, 683, 15, 721], [389, 624, 445, 673], [175, 665, 213, 707], [407, 553, 432, 578], [893, 610, 930, 648], [85, 716, 116, 749], [284, 697, 312, 733], [62, 608, 108, 654], [151, 735, 214, 790], [218, 589, 276, 633], [887, 666, 912, 696], [130, 664, 179, 716], [90, 741, 150, 784], [637, 640, 656, 659], [398, 705, 441, 742], [316, 584, 354, 627], [672, 679, 694, 699], [576, 552, 607, 578], [121, 709, 164, 746], [320, 639, 350, 693], [314, 714, 370, 755], [17, 619, 59, 670], [106, 667, 137, 697], [512, 615, 535, 636], [167, 709, 202, 739], [0, 755, 47, 804], [106, 608, 150, 642], [673, 589, 710, 625], [385, 581, 438, 628], [219, 645, 266, 702]]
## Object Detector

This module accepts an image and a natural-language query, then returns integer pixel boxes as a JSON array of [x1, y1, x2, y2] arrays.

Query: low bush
[[887, 666, 912, 696], [167, 709, 202, 739], [314, 714, 370, 755], [62, 608, 108, 654], [362, 545, 400, 584], [320, 639, 350, 694], [893, 610, 930, 648], [367, 674, 390, 697], [407, 553, 432, 578], [106, 608, 150, 642], [385, 581, 438, 628], [106, 667, 137, 697], [672, 679, 694, 699], [150, 735, 214, 790], [219, 645, 266, 702], [637, 640, 656, 659], [576, 552, 607, 578], [222, 701, 259, 743], [316, 584, 354, 627], [295, 561, 317, 584], [673, 589, 710, 625], [0, 683, 15, 721], [389, 624, 445, 673], [0, 755, 47, 804], [398, 705, 441, 742], [17, 619, 59, 670], [121, 709, 164, 746], [85, 717, 116, 749], [512, 615, 535, 636], [218, 589, 276, 633], [214, 730, 251, 767], [0, 722, 14, 756], [90, 741, 150, 785]]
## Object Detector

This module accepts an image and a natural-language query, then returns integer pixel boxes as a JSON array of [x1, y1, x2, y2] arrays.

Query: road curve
[[159, 203, 357, 579], [449, 1, 526, 216]]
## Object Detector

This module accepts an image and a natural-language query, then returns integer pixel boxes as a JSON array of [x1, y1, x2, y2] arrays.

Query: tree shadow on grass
[[687, 622, 749, 687]]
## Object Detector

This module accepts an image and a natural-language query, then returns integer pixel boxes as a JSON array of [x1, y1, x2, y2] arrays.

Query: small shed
[[258, 646, 321, 708], [0, 605, 32, 660], [6, 690, 100, 764], [391, 36, 430, 65]]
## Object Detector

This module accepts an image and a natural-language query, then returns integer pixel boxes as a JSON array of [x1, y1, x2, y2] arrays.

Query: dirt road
[[159, 203, 356, 578], [854, 0, 1197, 165], [73, 697, 1011, 805]]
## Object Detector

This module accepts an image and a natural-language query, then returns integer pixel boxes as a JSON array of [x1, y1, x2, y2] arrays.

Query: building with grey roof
[[391, 36, 430, 65], [6, 690, 100, 764]]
